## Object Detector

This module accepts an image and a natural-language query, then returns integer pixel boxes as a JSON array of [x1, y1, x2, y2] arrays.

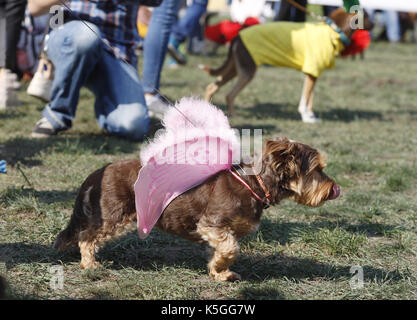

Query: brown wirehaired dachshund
[[55, 137, 340, 281]]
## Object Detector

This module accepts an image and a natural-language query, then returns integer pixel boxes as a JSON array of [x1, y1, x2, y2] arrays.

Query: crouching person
[[28, 0, 161, 141]]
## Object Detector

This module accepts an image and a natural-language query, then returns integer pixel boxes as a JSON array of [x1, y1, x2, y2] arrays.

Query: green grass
[[1, 41, 417, 300]]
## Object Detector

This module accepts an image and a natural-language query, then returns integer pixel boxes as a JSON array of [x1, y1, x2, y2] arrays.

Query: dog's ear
[[329, 8, 356, 36], [264, 138, 300, 179], [362, 10, 374, 31]]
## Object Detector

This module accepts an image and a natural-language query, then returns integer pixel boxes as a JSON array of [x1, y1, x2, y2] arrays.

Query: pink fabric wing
[[134, 138, 233, 239]]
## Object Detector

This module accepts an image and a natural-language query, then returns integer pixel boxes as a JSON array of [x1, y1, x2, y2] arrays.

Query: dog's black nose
[[328, 184, 340, 200]]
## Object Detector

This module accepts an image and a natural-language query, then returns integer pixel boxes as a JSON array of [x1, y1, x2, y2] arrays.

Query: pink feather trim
[[140, 97, 241, 165], [134, 98, 241, 238]]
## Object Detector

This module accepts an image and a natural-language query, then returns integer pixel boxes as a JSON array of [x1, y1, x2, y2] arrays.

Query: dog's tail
[[199, 37, 237, 76], [54, 193, 86, 251], [54, 226, 78, 251], [54, 205, 82, 250]]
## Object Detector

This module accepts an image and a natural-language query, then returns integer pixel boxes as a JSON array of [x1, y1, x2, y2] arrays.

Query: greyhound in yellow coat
[[201, 8, 373, 123]]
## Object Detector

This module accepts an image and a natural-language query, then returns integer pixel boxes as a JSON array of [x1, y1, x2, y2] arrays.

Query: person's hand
[[28, 0, 65, 17]]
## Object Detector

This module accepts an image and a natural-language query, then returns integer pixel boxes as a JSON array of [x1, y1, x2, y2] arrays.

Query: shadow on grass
[[0, 110, 26, 120], [3, 134, 135, 167], [2, 118, 162, 167], [237, 103, 385, 123], [0, 187, 77, 206], [0, 222, 405, 287], [0, 236, 208, 272], [256, 218, 400, 246], [238, 286, 286, 300], [0, 240, 406, 300], [236, 253, 407, 285]]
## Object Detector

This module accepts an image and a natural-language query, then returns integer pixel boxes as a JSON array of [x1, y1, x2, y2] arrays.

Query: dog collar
[[325, 17, 351, 47], [230, 165, 272, 209]]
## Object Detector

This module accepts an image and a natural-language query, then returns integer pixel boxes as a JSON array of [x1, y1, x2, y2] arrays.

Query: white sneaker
[[145, 94, 170, 120], [31, 117, 58, 138], [27, 71, 53, 102], [7, 71, 21, 90], [300, 110, 321, 123], [0, 69, 21, 110]]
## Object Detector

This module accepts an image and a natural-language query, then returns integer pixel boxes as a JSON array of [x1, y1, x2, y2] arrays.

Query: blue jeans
[[369, 10, 401, 43], [171, 0, 208, 43], [44, 21, 150, 140], [142, 0, 182, 94]]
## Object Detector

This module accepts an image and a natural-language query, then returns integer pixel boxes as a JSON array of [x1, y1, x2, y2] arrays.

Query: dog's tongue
[[329, 184, 340, 200]]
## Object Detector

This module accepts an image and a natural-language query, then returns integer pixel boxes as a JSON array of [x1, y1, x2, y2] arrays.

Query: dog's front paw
[[210, 270, 241, 282], [80, 261, 100, 269]]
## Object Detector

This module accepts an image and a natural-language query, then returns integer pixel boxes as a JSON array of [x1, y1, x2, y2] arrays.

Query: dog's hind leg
[[298, 73, 320, 123], [197, 222, 241, 281], [78, 214, 137, 269], [204, 68, 237, 102], [225, 71, 255, 116], [225, 41, 256, 116]]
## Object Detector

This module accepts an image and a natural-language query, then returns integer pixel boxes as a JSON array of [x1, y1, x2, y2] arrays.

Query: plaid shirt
[[64, 0, 140, 65]]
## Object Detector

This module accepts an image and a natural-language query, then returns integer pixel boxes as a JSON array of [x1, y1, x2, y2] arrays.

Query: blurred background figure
[[399, 12, 417, 42], [274, 0, 307, 22], [137, 5, 153, 51], [229, 0, 266, 24], [0, 0, 27, 79], [203, 0, 264, 51], [142, 0, 183, 114], [167, 0, 209, 66], [323, 5, 338, 17], [21, 12, 53, 102], [27, 0, 161, 140], [0, 0, 25, 109], [17, 11, 50, 79], [142, 0, 265, 111], [370, 10, 401, 43]]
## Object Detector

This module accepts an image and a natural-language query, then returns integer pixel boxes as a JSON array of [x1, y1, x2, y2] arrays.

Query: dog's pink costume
[[134, 98, 240, 239]]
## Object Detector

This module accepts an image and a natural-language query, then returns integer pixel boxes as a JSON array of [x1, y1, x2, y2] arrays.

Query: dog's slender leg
[[297, 83, 308, 114], [224, 38, 256, 116], [307, 88, 315, 114], [197, 223, 241, 281], [205, 68, 237, 102], [298, 74, 319, 123], [205, 82, 219, 101], [225, 72, 254, 116], [305, 75, 316, 115], [298, 73, 316, 113]]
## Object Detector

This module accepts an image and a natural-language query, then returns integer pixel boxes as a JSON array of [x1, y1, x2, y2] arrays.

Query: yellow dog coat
[[239, 21, 345, 78]]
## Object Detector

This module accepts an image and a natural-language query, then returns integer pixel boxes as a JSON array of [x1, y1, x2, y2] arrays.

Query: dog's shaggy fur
[[55, 137, 339, 281], [0, 275, 7, 299]]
